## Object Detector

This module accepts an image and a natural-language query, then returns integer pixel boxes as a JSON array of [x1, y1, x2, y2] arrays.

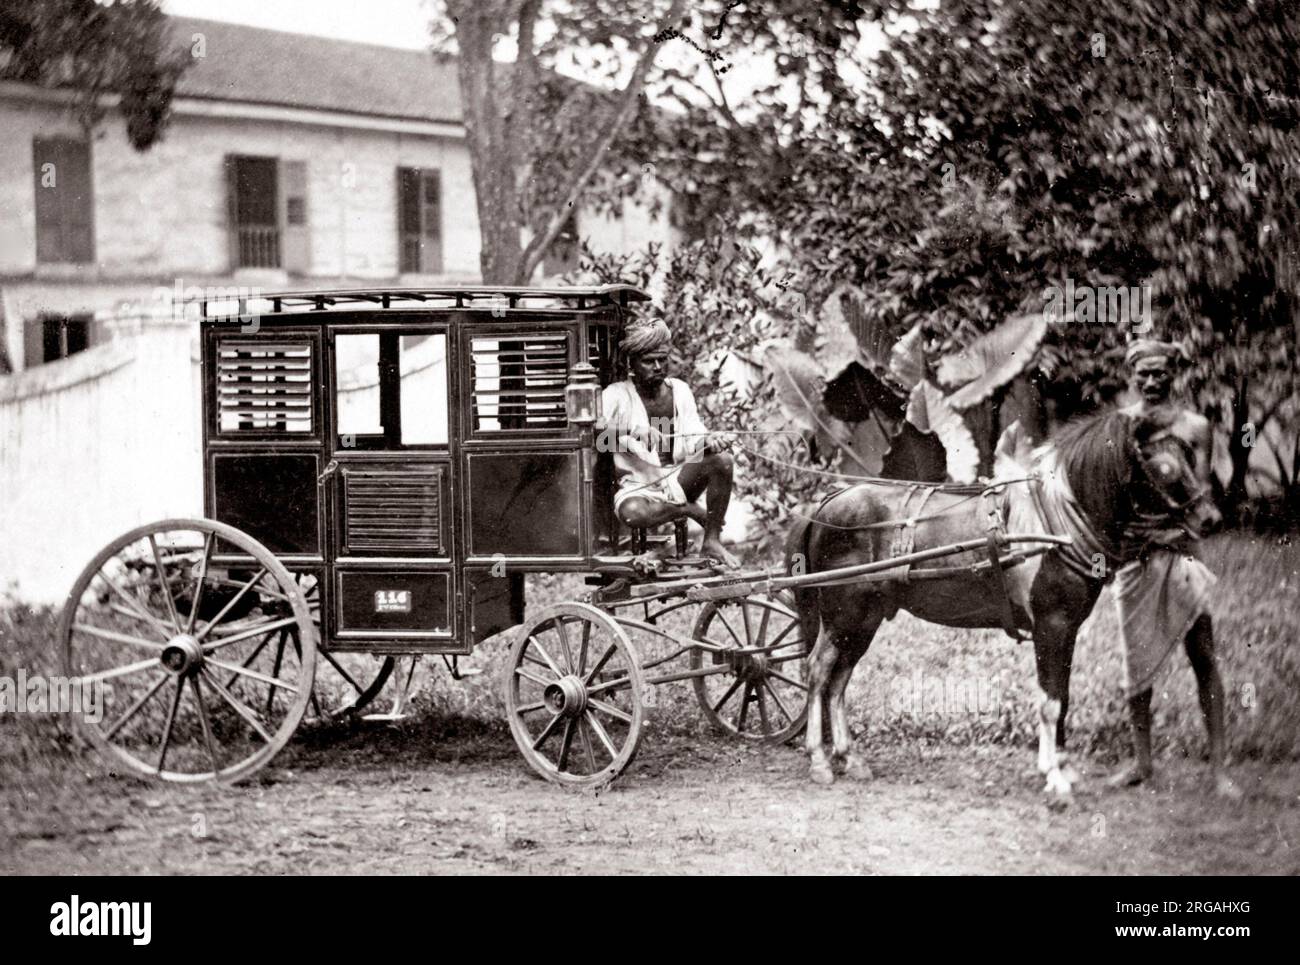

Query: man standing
[[1111, 338, 1239, 798], [599, 316, 740, 568]]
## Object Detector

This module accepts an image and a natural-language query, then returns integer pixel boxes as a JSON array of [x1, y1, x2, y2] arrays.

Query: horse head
[[1128, 408, 1222, 538]]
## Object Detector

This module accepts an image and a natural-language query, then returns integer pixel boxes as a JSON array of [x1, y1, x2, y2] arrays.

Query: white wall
[[0, 319, 203, 602]]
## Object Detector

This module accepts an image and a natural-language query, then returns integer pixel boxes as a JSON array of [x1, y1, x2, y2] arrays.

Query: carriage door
[[327, 325, 458, 651]]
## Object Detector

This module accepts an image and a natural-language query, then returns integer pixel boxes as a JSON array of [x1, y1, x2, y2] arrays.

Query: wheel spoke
[[584, 643, 617, 685], [190, 676, 221, 775], [736, 683, 753, 732], [105, 603, 173, 640], [514, 701, 547, 715], [584, 709, 619, 759], [531, 712, 565, 751], [148, 536, 183, 633], [588, 697, 632, 724], [101, 672, 169, 740], [76, 657, 160, 686], [223, 633, 274, 691], [578, 620, 591, 676], [741, 603, 754, 647], [203, 616, 300, 652], [185, 533, 215, 635], [156, 678, 184, 773], [557, 718, 577, 772], [200, 669, 274, 743], [713, 611, 746, 649], [73, 622, 165, 652], [586, 674, 632, 697], [579, 717, 598, 772], [755, 604, 772, 647], [95, 569, 172, 641], [756, 684, 771, 736], [763, 680, 795, 724], [555, 618, 579, 674], [767, 669, 808, 691], [710, 677, 743, 715], [763, 619, 799, 651], [528, 634, 564, 678], [207, 656, 300, 695], [263, 631, 288, 715], [194, 567, 267, 642], [514, 666, 552, 688], [321, 650, 364, 693]]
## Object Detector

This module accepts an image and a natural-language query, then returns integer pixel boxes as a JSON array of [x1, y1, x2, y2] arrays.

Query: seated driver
[[598, 316, 740, 569]]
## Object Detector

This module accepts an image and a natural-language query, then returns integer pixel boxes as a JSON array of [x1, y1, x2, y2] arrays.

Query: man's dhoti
[[612, 467, 687, 519], [1114, 550, 1217, 696]]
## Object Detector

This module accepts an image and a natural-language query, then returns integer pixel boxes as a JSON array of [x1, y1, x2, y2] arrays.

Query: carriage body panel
[[197, 286, 647, 655]]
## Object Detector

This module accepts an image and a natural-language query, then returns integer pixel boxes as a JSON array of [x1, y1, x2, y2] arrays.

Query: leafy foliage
[[0, 0, 190, 149]]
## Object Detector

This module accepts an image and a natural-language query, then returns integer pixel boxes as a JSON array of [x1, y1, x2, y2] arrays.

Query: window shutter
[[33, 140, 63, 264], [224, 155, 241, 270], [61, 141, 94, 263], [421, 170, 442, 274], [397, 167, 420, 273], [33, 139, 94, 264], [280, 160, 309, 273]]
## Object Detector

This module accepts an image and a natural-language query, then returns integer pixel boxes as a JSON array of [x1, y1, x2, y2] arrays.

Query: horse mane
[[1047, 408, 1137, 531]]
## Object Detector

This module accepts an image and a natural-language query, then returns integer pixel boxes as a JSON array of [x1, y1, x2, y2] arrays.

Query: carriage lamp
[[565, 361, 602, 425]]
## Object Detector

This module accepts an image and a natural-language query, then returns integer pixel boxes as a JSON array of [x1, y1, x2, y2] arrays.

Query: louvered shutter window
[[217, 340, 312, 433]]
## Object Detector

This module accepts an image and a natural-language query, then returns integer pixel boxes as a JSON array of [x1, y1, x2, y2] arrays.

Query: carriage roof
[[197, 284, 651, 323]]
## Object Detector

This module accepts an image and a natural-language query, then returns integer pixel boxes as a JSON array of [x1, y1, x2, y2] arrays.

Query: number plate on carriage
[[374, 589, 412, 613]]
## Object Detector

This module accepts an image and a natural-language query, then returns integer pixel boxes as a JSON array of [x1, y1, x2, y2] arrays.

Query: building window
[[398, 167, 442, 274], [33, 138, 95, 264], [225, 156, 309, 272], [543, 212, 580, 277], [41, 314, 90, 363]]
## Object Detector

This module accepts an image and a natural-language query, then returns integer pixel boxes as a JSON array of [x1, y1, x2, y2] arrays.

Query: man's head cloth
[[1125, 338, 1185, 370], [623, 316, 672, 358]]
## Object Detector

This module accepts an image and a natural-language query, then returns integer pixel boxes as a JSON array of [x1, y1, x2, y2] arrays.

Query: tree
[[434, 0, 688, 284], [0, 0, 190, 150], [639, 0, 1300, 518]]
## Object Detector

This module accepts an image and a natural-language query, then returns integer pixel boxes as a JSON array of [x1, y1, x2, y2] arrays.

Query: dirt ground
[[3, 717, 1297, 875]]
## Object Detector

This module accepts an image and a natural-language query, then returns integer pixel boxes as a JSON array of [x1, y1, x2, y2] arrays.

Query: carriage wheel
[[504, 602, 646, 789], [57, 519, 316, 784], [291, 575, 395, 721], [689, 594, 809, 744]]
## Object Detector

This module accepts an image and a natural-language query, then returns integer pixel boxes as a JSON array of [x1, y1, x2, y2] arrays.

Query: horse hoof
[[843, 756, 874, 782], [810, 761, 835, 786], [1059, 762, 1082, 787], [1043, 768, 1074, 799], [1044, 790, 1072, 812]]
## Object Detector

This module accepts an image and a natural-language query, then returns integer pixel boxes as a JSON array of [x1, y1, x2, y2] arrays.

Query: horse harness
[[811, 479, 1033, 642]]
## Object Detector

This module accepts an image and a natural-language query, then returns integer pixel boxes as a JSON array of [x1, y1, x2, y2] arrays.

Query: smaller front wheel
[[689, 595, 809, 744], [504, 602, 646, 789]]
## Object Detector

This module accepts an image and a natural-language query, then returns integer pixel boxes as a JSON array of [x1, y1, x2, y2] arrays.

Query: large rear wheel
[[58, 519, 316, 783]]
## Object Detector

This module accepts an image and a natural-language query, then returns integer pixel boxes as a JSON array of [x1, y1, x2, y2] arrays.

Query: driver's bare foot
[[700, 536, 740, 569], [1107, 761, 1153, 788]]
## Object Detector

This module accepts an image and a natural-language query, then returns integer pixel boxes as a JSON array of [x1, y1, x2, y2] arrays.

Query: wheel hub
[[732, 651, 769, 684], [543, 675, 588, 718], [160, 634, 204, 676]]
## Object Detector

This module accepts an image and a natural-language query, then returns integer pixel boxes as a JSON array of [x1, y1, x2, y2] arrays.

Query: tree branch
[[518, 0, 686, 281]]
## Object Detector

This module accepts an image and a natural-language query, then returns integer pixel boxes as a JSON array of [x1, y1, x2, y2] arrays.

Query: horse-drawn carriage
[[58, 285, 1210, 794]]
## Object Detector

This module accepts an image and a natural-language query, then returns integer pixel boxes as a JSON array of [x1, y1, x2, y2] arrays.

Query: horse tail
[[784, 514, 821, 651]]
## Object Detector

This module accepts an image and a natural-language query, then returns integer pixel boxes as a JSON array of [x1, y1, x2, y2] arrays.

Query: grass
[[2, 530, 1296, 789]]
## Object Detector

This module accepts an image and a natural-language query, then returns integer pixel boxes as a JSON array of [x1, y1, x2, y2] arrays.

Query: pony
[[786, 406, 1222, 802]]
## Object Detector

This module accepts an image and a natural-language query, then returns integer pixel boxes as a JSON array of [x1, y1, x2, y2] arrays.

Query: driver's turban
[[622, 316, 672, 358]]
